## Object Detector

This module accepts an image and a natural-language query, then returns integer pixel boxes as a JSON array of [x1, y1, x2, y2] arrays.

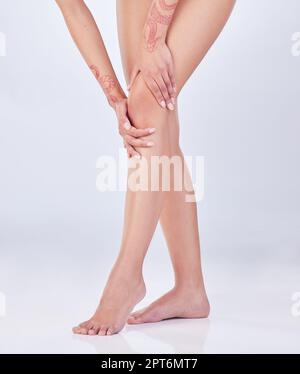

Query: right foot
[[73, 272, 146, 336], [127, 287, 210, 324]]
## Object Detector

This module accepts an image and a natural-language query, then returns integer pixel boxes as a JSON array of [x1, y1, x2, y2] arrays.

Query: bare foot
[[73, 270, 146, 336], [127, 287, 210, 324]]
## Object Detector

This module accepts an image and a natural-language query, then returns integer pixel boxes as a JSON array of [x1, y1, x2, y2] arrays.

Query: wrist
[[108, 90, 126, 110]]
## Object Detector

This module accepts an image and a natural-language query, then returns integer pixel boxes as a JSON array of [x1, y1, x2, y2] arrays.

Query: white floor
[[0, 243, 299, 354]]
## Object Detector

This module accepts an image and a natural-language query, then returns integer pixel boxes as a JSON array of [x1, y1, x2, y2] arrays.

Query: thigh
[[167, 0, 235, 92], [116, 0, 152, 83], [117, 0, 235, 91]]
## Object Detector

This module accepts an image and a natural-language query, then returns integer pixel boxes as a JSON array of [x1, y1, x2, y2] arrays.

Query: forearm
[[55, 0, 125, 107], [143, 0, 179, 51]]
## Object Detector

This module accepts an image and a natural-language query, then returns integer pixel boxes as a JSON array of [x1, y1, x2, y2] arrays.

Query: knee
[[128, 74, 167, 130], [55, 0, 84, 10]]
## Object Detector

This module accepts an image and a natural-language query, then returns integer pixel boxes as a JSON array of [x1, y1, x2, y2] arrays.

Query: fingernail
[[124, 122, 131, 130], [147, 142, 154, 146], [173, 85, 177, 92], [167, 103, 175, 111], [134, 154, 141, 159], [149, 128, 156, 134], [171, 97, 176, 105], [160, 101, 167, 109]]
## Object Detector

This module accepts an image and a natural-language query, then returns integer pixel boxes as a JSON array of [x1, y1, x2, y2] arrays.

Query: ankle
[[111, 259, 144, 283], [174, 280, 207, 296]]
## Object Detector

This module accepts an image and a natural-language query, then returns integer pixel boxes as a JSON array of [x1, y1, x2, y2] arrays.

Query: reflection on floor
[[73, 318, 210, 354], [0, 245, 299, 354]]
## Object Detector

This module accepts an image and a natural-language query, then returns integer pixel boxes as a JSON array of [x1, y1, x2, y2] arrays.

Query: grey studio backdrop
[[0, 0, 299, 353]]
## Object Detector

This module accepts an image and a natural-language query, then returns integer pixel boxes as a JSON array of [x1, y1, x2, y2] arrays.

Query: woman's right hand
[[114, 98, 155, 158]]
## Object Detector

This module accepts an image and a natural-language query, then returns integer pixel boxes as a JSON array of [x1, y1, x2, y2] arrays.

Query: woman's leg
[[74, 2, 173, 334], [74, 77, 171, 336], [117, 0, 235, 324], [74, 0, 235, 336]]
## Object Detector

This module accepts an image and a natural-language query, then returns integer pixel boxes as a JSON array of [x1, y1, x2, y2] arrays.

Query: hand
[[114, 98, 156, 158], [128, 41, 176, 111]]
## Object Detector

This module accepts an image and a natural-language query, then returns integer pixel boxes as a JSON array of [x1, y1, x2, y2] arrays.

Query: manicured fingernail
[[171, 97, 176, 105], [149, 128, 156, 134], [147, 142, 154, 146], [160, 101, 166, 109], [134, 154, 141, 159], [167, 102, 175, 111], [173, 86, 177, 93], [124, 122, 131, 130]]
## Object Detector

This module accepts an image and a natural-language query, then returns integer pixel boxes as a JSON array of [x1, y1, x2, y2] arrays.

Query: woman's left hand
[[128, 41, 177, 111]]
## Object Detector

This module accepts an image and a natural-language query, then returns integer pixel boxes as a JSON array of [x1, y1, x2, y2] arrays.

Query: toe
[[87, 321, 101, 336], [98, 327, 108, 336], [90, 324, 101, 335], [127, 309, 145, 324], [127, 315, 142, 324], [127, 310, 145, 324], [73, 320, 91, 334], [128, 309, 160, 324], [130, 308, 146, 318], [129, 312, 139, 318], [79, 327, 89, 335], [72, 326, 82, 334], [106, 327, 116, 336]]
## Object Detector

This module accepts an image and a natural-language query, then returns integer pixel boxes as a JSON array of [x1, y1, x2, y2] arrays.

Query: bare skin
[[56, 0, 235, 335], [73, 266, 146, 335], [128, 288, 210, 324], [55, 0, 156, 159], [117, 0, 235, 325], [127, 0, 179, 110]]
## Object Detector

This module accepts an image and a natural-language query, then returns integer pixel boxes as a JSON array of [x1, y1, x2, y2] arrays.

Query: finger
[[162, 70, 176, 104], [127, 127, 156, 138], [127, 67, 139, 91], [168, 61, 177, 94], [144, 77, 166, 110], [124, 141, 140, 159], [123, 120, 131, 132], [115, 101, 132, 133], [126, 135, 155, 148], [127, 144, 141, 159], [119, 120, 131, 137], [161, 72, 175, 110], [154, 75, 174, 109]]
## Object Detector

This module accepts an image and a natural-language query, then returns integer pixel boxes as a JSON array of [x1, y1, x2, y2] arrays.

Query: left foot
[[127, 287, 210, 324]]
